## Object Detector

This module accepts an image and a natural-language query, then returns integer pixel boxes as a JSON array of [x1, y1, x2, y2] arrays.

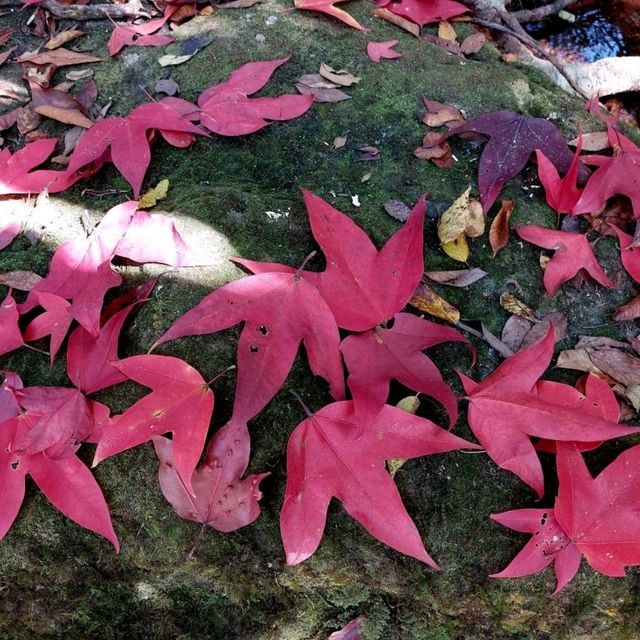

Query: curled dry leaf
[[414, 131, 453, 167], [319, 62, 360, 86], [499, 293, 535, 321], [489, 199, 515, 258], [614, 293, 640, 322], [442, 233, 469, 262], [370, 7, 420, 36], [296, 74, 350, 102], [422, 98, 465, 129], [356, 146, 380, 161], [438, 186, 484, 245], [424, 268, 487, 287], [409, 282, 460, 323], [45, 29, 85, 50], [460, 32, 486, 55]]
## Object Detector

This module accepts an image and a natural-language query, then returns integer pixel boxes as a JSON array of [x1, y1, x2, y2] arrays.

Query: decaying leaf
[[414, 131, 453, 167], [0, 271, 43, 291], [409, 282, 460, 323], [319, 62, 360, 86], [18, 48, 101, 67], [370, 7, 420, 37], [499, 293, 535, 321], [424, 268, 486, 287], [614, 293, 640, 322], [137, 179, 170, 209], [442, 233, 469, 262], [296, 73, 350, 102], [460, 32, 486, 55], [383, 199, 411, 222], [422, 98, 465, 129], [437, 187, 484, 245], [158, 34, 214, 67], [489, 199, 515, 258]]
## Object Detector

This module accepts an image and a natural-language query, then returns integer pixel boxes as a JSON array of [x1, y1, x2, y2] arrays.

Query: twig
[[38, 0, 151, 20], [472, 16, 589, 98], [511, 0, 576, 23]]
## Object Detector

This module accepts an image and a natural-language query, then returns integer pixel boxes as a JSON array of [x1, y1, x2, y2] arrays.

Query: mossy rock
[[1, 1, 639, 638]]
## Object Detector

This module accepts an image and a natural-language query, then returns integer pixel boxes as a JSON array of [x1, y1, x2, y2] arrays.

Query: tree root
[[38, 0, 151, 20], [511, 0, 576, 23], [464, 0, 640, 100]]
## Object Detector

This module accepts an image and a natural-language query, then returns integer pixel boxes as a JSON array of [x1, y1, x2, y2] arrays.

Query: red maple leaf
[[340, 312, 469, 427], [573, 130, 640, 218], [0, 213, 21, 250], [108, 5, 178, 56], [516, 224, 614, 295], [293, 0, 369, 31], [430, 111, 579, 212], [377, 0, 468, 26], [23, 292, 74, 363], [154, 420, 268, 537], [197, 57, 314, 136], [0, 291, 23, 357], [366, 40, 402, 62], [93, 354, 214, 495], [0, 373, 117, 548], [609, 224, 640, 284], [491, 442, 640, 594], [536, 133, 583, 215], [281, 400, 480, 567], [68, 100, 204, 197], [457, 328, 639, 497], [153, 270, 345, 425], [0, 138, 80, 196], [235, 190, 426, 331]]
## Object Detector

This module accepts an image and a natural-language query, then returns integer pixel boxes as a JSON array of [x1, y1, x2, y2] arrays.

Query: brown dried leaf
[[370, 7, 420, 37], [170, 4, 198, 24], [0, 107, 20, 132], [499, 293, 535, 320], [0, 271, 43, 291], [16, 107, 42, 135], [575, 335, 632, 351], [614, 294, 640, 322], [481, 323, 514, 358], [333, 135, 347, 149], [356, 146, 379, 161], [556, 349, 607, 378], [319, 62, 360, 87], [155, 78, 180, 96], [489, 199, 515, 258], [18, 48, 101, 67], [383, 199, 411, 222], [501, 315, 532, 352], [415, 131, 453, 167], [460, 32, 485, 55], [520, 312, 567, 350], [409, 283, 460, 323], [569, 131, 609, 151], [296, 74, 350, 102], [45, 29, 85, 50], [30, 81, 93, 128], [424, 267, 486, 287], [218, 0, 264, 7], [0, 46, 16, 68], [422, 98, 464, 128], [590, 349, 640, 387]]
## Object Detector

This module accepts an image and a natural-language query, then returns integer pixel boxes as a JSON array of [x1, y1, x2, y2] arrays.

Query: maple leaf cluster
[[1, 57, 312, 198]]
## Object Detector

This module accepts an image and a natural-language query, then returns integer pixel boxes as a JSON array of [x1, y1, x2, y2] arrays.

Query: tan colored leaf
[[296, 74, 350, 103], [614, 294, 640, 322], [539, 254, 550, 269], [556, 349, 610, 379], [319, 62, 360, 87], [499, 293, 535, 320], [575, 335, 632, 351], [409, 283, 460, 323], [218, 0, 264, 7], [424, 268, 486, 287], [460, 32, 485, 55], [370, 7, 421, 37], [590, 349, 640, 387], [442, 233, 469, 262], [356, 146, 379, 161], [30, 81, 93, 128], [18, 48, 101, 67], [0, 46, 16, 68], [45, 29, 85, 50], [501, 315, 532, 352], [520, 312, 567, 350], [414, 131, 453, 167], [384, 200, 411, 222], [569, 131, 609, 151], [438, 21, 457, 43], [65, 69, 93, 82], [438, 187, 485, 244], [332, 135, 347, 149], [489, 199, 515, 258], [625, 384, 640, 412], [16, 107, 42, 135], [422, 98, 464, 128], [0, 270, 43, 291], [138, 179, 170, 209]]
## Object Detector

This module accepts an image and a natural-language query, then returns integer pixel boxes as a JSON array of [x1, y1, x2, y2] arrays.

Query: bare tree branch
[[37, 0, 151, 20], [511, 0, 576, 23]]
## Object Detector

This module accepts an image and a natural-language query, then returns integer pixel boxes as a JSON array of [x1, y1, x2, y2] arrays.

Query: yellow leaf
[[442, 233, 469, 262], [499, 293, 535, 320], [387, 395, 421, 477], [409, 283, 460, 323], [438, 20, 457, 43], [438, 186, 485, 245], [138, 179, 170, 209]]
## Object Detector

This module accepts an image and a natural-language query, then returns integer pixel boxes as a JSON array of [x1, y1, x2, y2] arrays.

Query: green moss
[[2, 0, 640, 638]]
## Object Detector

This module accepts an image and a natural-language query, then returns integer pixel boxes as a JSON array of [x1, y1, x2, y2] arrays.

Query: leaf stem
[[206, 364, 236, 386], [289, 389, 313, 418], [186, 522, 207, 560], [295, 251, 316, 280]]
